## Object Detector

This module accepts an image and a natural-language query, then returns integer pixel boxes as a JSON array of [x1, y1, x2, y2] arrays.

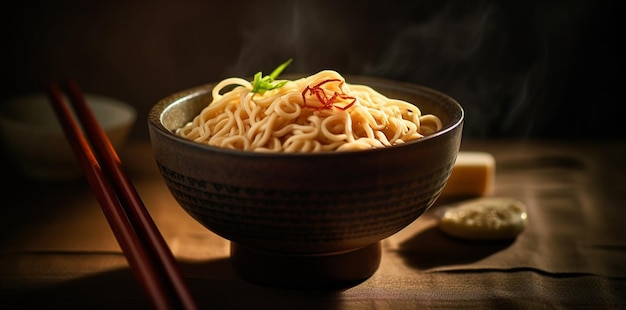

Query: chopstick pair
[[47, 80, 198, 310]]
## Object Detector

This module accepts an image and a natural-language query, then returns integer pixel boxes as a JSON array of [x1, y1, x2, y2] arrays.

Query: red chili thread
[[302, 79, 356, 111]]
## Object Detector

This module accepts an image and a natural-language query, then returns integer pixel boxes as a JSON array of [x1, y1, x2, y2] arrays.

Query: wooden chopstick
[[47, 81, 198, 310]]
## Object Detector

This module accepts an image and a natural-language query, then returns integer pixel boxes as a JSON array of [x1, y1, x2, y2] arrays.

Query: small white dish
[[0, 93, 136, 180]]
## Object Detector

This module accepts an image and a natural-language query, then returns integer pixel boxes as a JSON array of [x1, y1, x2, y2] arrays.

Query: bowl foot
[[230, 241, 382, 289]]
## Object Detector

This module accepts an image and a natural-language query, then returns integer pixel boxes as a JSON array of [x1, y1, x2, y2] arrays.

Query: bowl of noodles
[[148, 66, 464, 288]]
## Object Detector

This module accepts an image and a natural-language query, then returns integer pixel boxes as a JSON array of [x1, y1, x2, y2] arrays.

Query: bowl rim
[[149, 74, 464, 158]]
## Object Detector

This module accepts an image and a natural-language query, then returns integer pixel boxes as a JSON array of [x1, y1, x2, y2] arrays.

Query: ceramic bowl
[[148, 75, 464, 287], [0, 93, 136, 180]]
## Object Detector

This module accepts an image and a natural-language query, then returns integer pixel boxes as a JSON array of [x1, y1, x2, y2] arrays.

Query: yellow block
[[441, 151, 495, 199]]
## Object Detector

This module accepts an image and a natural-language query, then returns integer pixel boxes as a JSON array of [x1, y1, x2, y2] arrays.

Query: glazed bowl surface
[[148, 75, 463, 255]]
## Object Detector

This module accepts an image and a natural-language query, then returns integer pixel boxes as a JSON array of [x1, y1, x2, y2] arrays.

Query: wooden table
[[1, 139, 625, 309]]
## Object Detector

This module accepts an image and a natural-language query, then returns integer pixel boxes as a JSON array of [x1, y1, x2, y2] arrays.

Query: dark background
[[1, 0, 622, 141]]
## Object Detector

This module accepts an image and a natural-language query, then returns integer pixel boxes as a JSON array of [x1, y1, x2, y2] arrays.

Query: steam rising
[[226, 1, 551, 138], [1, 1, 618, 140], [362, 2, 547, 138]]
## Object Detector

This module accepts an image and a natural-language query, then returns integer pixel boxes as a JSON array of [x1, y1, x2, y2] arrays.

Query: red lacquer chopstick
[[47, 81, 198, 310]]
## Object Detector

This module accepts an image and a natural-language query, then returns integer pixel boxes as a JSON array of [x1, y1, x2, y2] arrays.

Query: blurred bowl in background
[[0, 93, 136, 180]]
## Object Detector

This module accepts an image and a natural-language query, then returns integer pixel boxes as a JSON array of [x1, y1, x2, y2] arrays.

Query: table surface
[[1, 139, 625, 309]]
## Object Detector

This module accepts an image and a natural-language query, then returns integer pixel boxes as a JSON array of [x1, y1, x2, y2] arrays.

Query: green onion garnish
[[251, 58, 292, 94]]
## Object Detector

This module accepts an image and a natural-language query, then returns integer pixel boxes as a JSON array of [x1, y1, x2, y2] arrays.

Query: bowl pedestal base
[[230, 241, 382, 288]]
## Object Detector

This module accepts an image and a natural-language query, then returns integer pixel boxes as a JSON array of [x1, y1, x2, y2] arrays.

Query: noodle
[[176, 70, 443, 152]]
